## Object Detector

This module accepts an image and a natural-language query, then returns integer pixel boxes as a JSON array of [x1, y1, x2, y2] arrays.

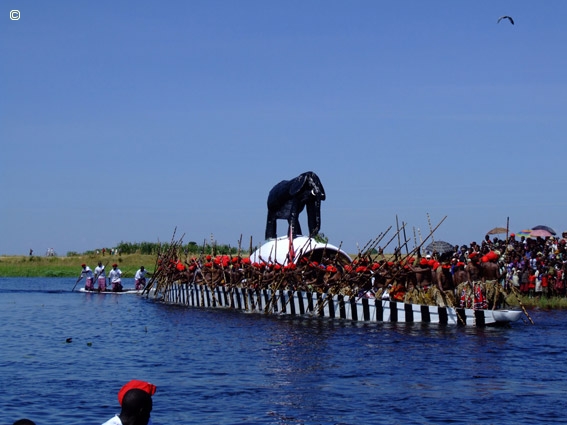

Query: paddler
[[94, 261, 107, 292], [78, 264, 94, 291], [108, 263, 123, 292], [134, 266, 149, 290]]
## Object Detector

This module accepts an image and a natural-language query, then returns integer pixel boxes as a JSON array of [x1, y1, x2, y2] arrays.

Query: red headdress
[[117, 380, 156, 405]]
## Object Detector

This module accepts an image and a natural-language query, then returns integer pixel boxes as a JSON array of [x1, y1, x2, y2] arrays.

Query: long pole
[[72, 276, 82, 292], [427, 213, 434, 245], [354, 216, 448, 301], [508, 282, 535, 324], [396, 215, 401, 255], [403, 221, 409, 255]]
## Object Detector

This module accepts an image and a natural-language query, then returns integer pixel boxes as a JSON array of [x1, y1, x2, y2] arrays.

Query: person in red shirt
[[541, 269, 549, 298], [527, 269, 536, 298]]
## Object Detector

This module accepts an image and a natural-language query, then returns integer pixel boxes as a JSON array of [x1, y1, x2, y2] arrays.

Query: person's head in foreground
[[119, 388, 153, 425]]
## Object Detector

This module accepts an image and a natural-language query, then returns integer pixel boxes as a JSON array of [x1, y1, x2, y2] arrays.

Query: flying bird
[[497, 15, 514, 25]]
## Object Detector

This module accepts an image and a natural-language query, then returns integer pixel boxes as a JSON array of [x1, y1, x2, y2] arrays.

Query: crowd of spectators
[[442, 231, 567, 298]]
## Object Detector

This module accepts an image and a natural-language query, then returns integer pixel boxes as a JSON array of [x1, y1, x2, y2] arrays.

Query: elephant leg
[[265, 212, 278, 239]]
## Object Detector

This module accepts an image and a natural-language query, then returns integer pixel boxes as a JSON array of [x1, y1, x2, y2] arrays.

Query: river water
[[0, 277, 566, 425]]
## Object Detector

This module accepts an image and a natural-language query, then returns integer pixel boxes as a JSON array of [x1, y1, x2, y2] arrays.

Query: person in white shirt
[[94, 261, 107, 292], [108, 263, 123, 292], [79, 264, 94, 291], [134, 266, 149, 290]]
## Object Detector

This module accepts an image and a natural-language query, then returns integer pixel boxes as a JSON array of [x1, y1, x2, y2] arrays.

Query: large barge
[[160, 282, 522, 326], [147, 235, 524, 327]]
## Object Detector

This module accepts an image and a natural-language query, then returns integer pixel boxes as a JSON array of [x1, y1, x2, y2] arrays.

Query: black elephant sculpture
[[265, 171, 326, 240]]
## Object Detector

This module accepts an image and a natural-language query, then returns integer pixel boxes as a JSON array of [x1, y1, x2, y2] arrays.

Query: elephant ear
[[289, 174, 308, 196]]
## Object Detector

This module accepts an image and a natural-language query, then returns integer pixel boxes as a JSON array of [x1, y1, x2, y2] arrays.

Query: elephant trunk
[[306, 198, 322, 237]]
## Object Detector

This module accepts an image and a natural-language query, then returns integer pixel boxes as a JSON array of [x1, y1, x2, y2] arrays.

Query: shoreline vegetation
[[2, 253, 567, 310], [0, 254, 157, 278], [0, 238, 238, 278]]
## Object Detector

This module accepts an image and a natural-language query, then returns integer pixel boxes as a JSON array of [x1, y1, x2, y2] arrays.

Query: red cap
[[112, 263, 118, 267], [81, 264, 86, 267], [117, 380, 156, 405]]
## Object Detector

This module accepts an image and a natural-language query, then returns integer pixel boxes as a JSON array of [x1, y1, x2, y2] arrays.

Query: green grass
[[504, 292, 567, 310], [518, 294, 567, 310], [0, 254, 157, 278]]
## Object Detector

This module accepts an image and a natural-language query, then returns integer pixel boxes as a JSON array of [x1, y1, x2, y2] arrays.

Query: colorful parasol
[[530, 229, 553, 238], [514, 230, 532, 239], [531, 225, 556, 235]]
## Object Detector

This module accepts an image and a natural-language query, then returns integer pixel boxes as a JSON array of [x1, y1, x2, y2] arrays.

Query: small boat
[[491, 309, 524, 323], [79, 288, 145, 295]]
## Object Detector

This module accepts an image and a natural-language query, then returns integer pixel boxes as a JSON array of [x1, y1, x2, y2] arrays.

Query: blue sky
[[2, 1, 566, 256]]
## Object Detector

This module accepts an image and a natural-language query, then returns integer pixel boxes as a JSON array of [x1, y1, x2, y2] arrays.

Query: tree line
[[69, 233, 330, 258], [79, 240, 242, 256]]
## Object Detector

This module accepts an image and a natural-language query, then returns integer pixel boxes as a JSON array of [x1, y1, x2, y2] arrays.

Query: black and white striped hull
[[160, 284, 521, 327]]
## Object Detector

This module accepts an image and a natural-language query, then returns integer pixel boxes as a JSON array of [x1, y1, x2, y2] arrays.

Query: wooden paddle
[[72, 275, 82, 292]]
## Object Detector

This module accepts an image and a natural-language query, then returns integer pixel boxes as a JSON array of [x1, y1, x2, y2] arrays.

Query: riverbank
[[0, 254, 156, 278]]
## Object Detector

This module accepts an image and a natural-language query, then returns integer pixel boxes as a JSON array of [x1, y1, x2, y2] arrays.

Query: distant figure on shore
[[29, 249, 33, 256]]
